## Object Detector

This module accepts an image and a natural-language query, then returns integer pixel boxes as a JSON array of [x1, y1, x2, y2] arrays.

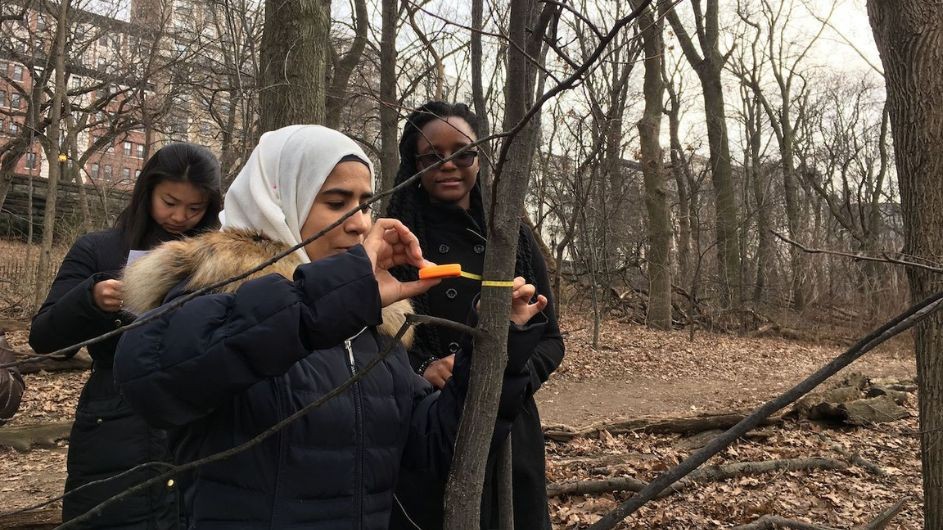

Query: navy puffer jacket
[[114, 230, 544, 529]]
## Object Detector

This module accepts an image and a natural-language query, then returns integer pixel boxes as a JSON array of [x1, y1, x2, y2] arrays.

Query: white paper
[[126, 250, 150, 267]]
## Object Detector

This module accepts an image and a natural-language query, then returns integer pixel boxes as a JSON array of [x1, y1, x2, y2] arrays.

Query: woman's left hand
[[476, 276, 548, 326], [509, 276, 548, 326], [363, 218, 440, 307]]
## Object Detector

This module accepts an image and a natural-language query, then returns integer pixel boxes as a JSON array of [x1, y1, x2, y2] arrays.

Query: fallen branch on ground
[[0, 506, 61, 529], [0, 421, 72, 451], [543, 412, 784, 442], [547, 457, 850, 498], [730, 496, 908, 530]]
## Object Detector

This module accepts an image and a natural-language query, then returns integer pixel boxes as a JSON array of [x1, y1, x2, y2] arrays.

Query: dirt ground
[[0, 315, 923, 529]]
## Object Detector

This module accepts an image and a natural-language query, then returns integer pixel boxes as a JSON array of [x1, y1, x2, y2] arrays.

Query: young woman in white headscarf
[[113, 125, 549, 529]]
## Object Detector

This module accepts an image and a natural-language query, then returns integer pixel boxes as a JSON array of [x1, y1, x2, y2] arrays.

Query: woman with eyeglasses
[[386, 101, 565, 530]]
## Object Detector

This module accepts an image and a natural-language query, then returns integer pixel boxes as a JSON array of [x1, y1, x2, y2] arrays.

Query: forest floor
[[0, 312, 921, 529]]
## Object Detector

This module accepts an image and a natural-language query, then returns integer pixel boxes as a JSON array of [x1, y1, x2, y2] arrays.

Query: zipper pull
[[345, 339, 356, 374]]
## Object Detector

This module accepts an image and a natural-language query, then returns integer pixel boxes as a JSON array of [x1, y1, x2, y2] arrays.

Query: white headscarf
[[220, 125, 374, 263]]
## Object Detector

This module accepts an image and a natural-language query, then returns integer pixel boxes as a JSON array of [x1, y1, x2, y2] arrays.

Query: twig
[[773, 231, 943, 274], [588, 290, 943, 530]]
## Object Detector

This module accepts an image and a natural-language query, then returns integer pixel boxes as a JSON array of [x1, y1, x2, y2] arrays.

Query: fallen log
[[730, 515, 840, 530], [0, 506, 60, 529], [17, 352, 92, 375], [543, 412, 784, 442], [0, 421, 72, 451], [547, 457, 849, 498], [730, 496, 908, 530]]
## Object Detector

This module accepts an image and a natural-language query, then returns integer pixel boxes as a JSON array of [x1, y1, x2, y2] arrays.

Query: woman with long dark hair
[[29, 143, 222, 528], [387, 101, 565, 530]]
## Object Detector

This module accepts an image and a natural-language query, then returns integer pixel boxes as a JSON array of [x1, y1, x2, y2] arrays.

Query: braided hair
[[386, 101, 537, 362]]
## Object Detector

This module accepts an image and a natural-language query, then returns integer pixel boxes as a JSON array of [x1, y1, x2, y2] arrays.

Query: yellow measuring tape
[[460, 271, 515, 288]]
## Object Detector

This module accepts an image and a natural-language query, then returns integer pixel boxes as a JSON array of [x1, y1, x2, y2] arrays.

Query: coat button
[[474, 244, 485, 254], [113, 319, 122, 328], [96, 418, 103, 424], [446, 288, 458, 299], [448, 342, 461, 354], [167, 479, 175, 489], [438, 244, 450, 254]]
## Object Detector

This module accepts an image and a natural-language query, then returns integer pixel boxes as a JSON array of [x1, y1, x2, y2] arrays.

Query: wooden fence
[[0, 173, 131, 241]]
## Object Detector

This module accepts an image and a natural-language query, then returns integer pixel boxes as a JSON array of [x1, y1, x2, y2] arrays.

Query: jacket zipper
[[270, 379, 287, 529], [345, 328, 367, 530]]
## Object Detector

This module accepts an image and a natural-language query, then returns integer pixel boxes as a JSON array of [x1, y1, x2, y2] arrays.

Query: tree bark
[[377, 0, 398, 201], [633, 0, 671, 329], [324, 0, 367, 128], [33, 0, 71, 310], [666, 2, 741, 309], [866, 2, 943, 527], [259, 0, 329, 131], [442, 0, 552, 525]]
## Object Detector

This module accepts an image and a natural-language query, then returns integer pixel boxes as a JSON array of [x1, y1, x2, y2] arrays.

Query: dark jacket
[[0, 331, 25, 427], [29, 228, 178, 529], [391, 201, 565, 530], [113, 229, 545, 529]]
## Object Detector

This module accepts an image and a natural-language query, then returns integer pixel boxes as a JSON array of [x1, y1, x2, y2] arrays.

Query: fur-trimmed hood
[[122, 228, 413, 346]]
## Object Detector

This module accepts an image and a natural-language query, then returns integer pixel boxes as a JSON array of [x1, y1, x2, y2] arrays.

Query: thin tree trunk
[[33, 0, 70, 310], [259, 0, 329, 131], [634, 0, 670, 329], [866, 3, 943, 526], [324, 0, 367, 128], [378, 0, 398, 201], [666, 3, 741, 309], [665, 76, 690, 288], [442, 0, 551, 524], [471, 0, 493, 207]]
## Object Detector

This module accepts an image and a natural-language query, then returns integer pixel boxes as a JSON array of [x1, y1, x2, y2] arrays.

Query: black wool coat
[[29, 228, 178, 529], [391, 201, 565, 530]]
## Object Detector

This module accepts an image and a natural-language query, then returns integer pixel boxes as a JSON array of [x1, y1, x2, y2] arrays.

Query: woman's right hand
[[92, 279, 124, 313], [362, 218, 440, 307]]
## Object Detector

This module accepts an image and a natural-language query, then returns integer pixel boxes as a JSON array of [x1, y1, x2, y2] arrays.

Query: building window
[[24, 152, 37, 169], [106, 141, 114, 153], [0, 91, 5, 107], [36, 14, 46, 31], [10, 93, 21, 109], [0, 60, 7, 75], [9, 121, 18, 133], [12, 65, 23, 82], [123, 141, 132, 156], [103, 165, 112, 181], [71, 76, 81, 88], [91, 163, 99, 178], [122, 167, 131, 180], [135, 169, 141, 178], [135, 144, 144, 158]]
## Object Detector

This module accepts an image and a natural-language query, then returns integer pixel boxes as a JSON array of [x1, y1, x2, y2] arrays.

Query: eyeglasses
[[415, 150, 479, 169]]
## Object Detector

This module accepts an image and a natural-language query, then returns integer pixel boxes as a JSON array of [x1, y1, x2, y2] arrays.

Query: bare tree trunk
[[33, 0, 71, 310], [665, 75, 690, 288], [471, 0, 493, 206], [634, 0, 670, 329], [442, 0, 553, 525], [259, 0, 329, 131], [867, 3, 943, 527], [666, 2, 741, 309], [324, 0, 367, 128], [377, 0, 398, 200]]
